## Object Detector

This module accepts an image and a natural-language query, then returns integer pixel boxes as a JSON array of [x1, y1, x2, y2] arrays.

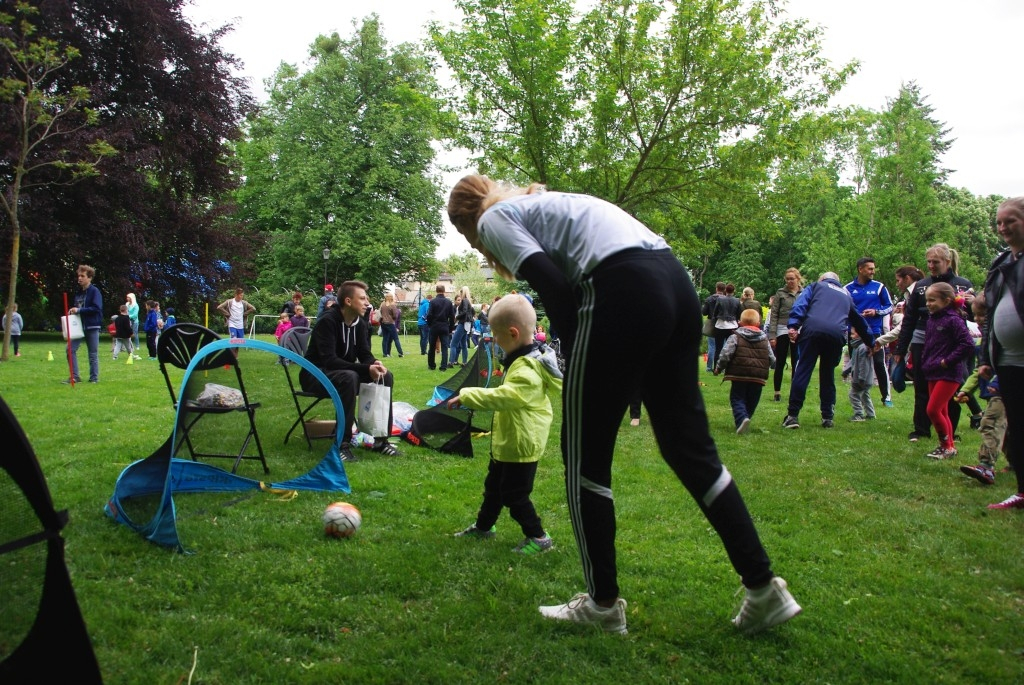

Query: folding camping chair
[[279, 326, 333, 449], [157, 323, 268, 474]]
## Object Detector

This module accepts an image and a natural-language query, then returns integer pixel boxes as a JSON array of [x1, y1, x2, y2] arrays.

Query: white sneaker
[[732, 577, 802, 634], [539, 592, 628, 634], [737, 417, 751, 434]]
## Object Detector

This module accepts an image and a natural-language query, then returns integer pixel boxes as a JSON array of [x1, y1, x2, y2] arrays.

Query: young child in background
[[842, 329, 876, 421], [274, 311, 293, 343], [447, 294, 563, 555], [291, 304, 309, 329], [956, 293, 1006, 485], [714, 308, 774, 435], [112, 305, 135, 360], [163, 307, 176, 329], [919, 282, 975, 460], [144, 300, 161, 360]]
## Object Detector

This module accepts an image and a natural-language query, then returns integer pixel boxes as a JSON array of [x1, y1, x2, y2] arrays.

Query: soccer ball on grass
[[323, 501, 362, 538]]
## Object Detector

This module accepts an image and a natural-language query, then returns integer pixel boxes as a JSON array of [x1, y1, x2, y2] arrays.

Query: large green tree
[[430, 0, 855, 230], [234, 17, 445, 299], [845, 83, 953, 273]]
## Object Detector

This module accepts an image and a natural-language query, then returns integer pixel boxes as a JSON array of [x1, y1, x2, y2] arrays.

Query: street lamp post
[[322, 248, 330, 289]]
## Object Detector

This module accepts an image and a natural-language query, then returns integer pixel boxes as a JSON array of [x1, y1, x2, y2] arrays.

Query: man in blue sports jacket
[[845, 257, 894, 406], [782, 272, 873, 429]]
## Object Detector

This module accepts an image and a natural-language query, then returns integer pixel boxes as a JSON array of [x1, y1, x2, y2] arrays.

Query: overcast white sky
[[184, 0, 1023, 257]]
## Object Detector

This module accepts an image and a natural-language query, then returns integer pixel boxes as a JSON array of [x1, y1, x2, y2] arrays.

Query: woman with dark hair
[[712, 283, 741, 369], [445, 174, 800, 636]]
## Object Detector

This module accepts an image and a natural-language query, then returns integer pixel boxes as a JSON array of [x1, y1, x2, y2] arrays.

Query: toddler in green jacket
[[447, 294, 563, 555]]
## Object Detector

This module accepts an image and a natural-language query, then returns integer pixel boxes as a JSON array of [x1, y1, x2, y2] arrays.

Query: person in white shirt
[[446, 174, 801, 636]]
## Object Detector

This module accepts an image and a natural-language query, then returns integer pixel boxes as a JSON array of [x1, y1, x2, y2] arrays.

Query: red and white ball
[[323, 501, 362, 538]]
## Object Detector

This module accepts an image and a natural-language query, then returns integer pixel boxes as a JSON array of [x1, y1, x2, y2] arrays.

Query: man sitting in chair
[[300, 280, 400, 460]]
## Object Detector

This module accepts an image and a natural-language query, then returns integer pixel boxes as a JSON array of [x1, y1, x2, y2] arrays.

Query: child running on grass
[[447, 294, 563, 555], [714, 308, 774, 434], [920, 282, 975, 460]]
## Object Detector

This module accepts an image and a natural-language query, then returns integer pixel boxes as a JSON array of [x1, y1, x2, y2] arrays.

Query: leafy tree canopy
[[430, 0, 856, 232], [234, 16, 446, 302]]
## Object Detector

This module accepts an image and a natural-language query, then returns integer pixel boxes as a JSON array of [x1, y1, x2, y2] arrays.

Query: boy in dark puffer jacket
[[715, 308, 775, 435]]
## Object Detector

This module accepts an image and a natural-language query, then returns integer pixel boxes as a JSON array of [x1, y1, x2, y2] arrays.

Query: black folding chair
[[279, 326, 333, 449], [158, 323, 268, 474]]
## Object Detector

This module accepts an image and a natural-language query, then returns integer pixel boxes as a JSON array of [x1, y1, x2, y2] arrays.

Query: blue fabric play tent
[[104, 337, 350, 552]]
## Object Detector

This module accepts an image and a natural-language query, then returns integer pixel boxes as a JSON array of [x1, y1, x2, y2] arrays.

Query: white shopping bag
[[61, 314, 84, 340], [357, 380, 391, 437]]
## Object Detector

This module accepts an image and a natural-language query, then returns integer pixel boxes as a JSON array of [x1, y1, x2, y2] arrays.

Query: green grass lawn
[[2, 331, 1023, 684]]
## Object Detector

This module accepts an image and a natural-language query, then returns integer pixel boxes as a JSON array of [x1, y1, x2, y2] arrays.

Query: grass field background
[[2, 330, 1022, 684]]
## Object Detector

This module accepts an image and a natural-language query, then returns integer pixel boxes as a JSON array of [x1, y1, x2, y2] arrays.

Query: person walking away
[[715, 308, 774, 434], [702, 282, 725, 372], [768, 269, 803, 402], [918, 282, 975, 460], [739, 287, 761, 315], [65, 264, 103, 384], [426, 285, 455, 371], [842, 329, 875, 421], [975, 197, 1024, 510], [317, 284, 337, 319], [447, 174, 801, 636], [711, 283, 741, 370], [417, 293, 432, 355], [3, 303, 23, 357], [448, 294, 563, 555], [782, 272, 873, 429], [379, 293, 404, 358], [845, 257, 894, 406]]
